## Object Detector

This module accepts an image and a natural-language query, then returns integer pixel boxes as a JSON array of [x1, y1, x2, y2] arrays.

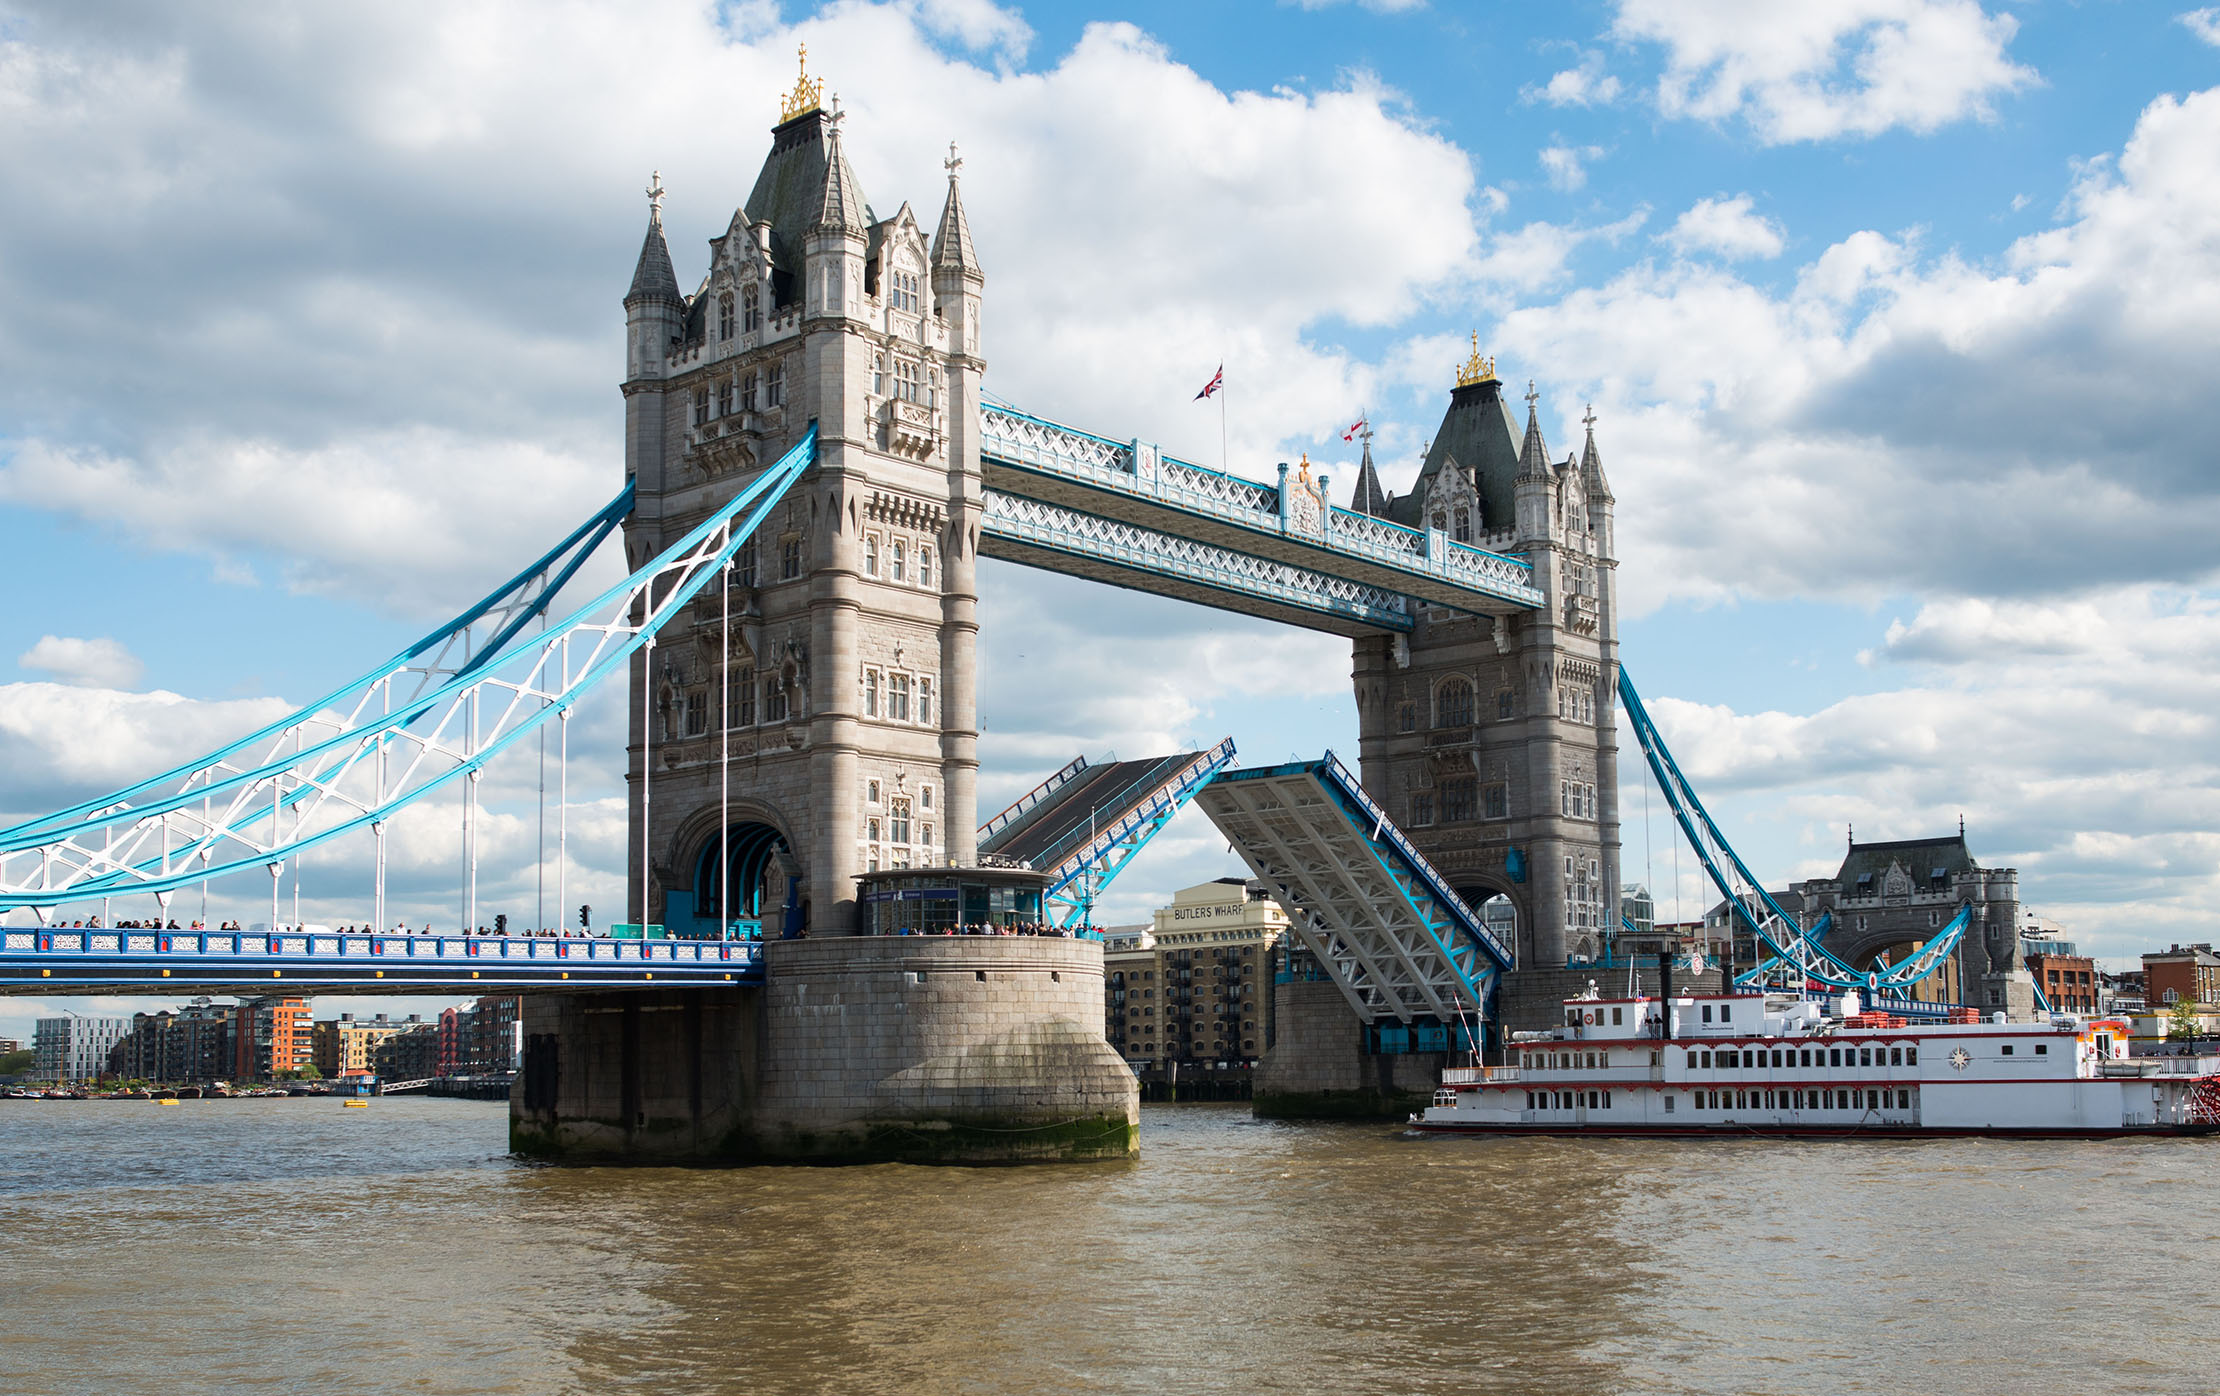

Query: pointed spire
[[1517, 379, 1552, 478], [1349, 422, 1389, 517], [625, 170, 682, 308], [1580, 402, 1614, 501], [814, 96, 867, 235], [932, 141, 982, 279]]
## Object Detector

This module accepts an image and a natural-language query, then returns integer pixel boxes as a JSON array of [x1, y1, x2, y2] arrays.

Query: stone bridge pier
[[511, 935, 1136, 1164]]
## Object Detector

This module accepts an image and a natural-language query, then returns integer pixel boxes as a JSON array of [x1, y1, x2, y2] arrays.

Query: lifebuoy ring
[[1582, 1010, 1596, 1025]]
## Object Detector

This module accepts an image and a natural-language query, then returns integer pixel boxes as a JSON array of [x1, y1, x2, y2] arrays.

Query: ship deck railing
[[1441, 1066, 1522, 1085], [2098, 1056, 2220, 1077]]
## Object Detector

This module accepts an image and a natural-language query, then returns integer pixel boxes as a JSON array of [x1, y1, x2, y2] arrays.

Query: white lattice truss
[[981, 491, 1413, 631], [1197, 766, 1504, 1025], [0, 431, 817, 917]]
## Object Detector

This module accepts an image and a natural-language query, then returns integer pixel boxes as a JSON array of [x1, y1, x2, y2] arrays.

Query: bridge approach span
[[0, 927, 761, 996]]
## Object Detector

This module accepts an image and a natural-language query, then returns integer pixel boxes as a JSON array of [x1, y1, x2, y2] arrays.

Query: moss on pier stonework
[[510, 1112, 1137, 1165]]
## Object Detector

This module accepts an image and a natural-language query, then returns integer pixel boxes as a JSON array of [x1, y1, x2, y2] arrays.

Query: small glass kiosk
[[854, 866, 1053, 935]]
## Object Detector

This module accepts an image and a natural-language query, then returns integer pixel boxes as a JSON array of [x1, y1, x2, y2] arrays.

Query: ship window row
[[1565, 1004, 1631, 1028], [1691, 1088, 1912, 1112], [1526, 1090, 1612, 1111], [1688, 1044, 1917, 1069]]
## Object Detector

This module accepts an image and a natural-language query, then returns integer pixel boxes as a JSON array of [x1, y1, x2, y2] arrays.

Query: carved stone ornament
[[1287, 457, 1325, 536]]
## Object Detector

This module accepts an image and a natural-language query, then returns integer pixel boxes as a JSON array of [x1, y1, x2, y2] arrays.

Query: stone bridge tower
[[618, 68, 985, 938], [1349, 348, 1622, 1017]]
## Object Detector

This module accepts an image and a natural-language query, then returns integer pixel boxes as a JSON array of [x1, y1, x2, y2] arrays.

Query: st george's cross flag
[[1341, 417, 1368, 441], [1193, 365, 1223, 400]]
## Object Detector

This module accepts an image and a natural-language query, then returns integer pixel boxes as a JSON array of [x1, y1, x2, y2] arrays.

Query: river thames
[[0, 1098, 2212, 1394]]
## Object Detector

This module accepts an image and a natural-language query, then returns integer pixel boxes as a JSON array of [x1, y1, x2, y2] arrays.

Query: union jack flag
[[1193, 366, 1223, 400]]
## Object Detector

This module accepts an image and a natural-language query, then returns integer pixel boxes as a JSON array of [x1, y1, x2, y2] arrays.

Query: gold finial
[[780, 43, 824, 123], [1298, 451, 1313, 483], [1455, 331, 1497, 388]]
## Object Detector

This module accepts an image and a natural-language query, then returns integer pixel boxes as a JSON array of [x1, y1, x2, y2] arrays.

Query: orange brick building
[[233, 996, 311, 1079], [2144, 944, 2220, 1007], [2025, 952, 2097, 1013]]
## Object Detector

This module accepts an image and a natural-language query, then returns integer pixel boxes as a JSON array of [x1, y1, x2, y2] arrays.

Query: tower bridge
[[0, 57, 2033, 1157]]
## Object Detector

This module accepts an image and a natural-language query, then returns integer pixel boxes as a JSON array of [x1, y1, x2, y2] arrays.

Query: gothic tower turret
[[623, 173, 685, 497], [1349, 345, 1621, 1012], [931, 144, 986, 864], [617, 54, 987, 936]]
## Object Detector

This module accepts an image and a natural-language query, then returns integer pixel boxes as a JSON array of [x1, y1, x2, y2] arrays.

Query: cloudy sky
[[4, 0, 2218, 1037]]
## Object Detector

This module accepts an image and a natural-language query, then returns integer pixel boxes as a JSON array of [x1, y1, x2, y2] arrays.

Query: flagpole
[[1220, 360, 1229, 474]]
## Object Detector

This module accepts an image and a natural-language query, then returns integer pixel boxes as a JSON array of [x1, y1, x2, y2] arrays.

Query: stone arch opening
[[677, 820, 800, 939], [1455, 882, 1521, 962]]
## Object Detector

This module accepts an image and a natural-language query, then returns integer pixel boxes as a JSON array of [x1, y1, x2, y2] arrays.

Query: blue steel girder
[[1041, 739, 1238, 927], [1622, 666, 1962, 995], [979, 404, 1545, 616], [1, 482, 634, 846], [0, 429, 818, 913], [980, 491, 1411, 636], [1196, 751, 1510, 1025]]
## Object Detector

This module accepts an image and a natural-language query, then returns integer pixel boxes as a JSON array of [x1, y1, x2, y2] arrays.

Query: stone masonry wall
[[753, 935, 1137, 1161]]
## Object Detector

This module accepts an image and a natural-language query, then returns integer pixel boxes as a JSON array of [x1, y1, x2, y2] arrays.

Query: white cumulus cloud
[[15, 635, 144, 689], [1661, 194, 1785, 260], [1612, 0, 2037, 143], [2182, 8, 2220, 46], [1540, 141, 1606, 191], [1528, 50, 1623, 108]]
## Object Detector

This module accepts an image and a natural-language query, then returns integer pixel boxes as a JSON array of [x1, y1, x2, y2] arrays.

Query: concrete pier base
[[1253, 979, 1443, 1120], [512, 935, 1137, 1164]]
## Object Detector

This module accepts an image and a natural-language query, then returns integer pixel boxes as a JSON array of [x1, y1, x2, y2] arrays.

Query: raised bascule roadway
[[0, 58, 2032, 1159]]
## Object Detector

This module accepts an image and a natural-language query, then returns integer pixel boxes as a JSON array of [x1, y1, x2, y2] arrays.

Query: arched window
[[890, 799, 912, 844], [742, 284, 760, 331], [889, 673, 910, 721], [917, 547, 934, 588], [718, 291, 735, 340], [1453, 509, 1471, 542], [891, 539, 906, 581], [1435, 679, 1474, 728]]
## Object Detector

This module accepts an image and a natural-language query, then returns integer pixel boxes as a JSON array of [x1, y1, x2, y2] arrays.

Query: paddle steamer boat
[[1411, 990, 2220, 1138]]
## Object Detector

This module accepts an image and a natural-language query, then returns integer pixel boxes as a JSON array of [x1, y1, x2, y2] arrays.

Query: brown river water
[[0, 1097, 2212, 1395]]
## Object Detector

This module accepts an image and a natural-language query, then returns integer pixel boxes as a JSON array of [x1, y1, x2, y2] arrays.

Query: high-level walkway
[[978, 405, 1545, 635]]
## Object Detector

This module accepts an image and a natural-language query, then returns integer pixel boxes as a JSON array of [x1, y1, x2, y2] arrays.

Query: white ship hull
[[1411, 992, 2220, 1140]]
